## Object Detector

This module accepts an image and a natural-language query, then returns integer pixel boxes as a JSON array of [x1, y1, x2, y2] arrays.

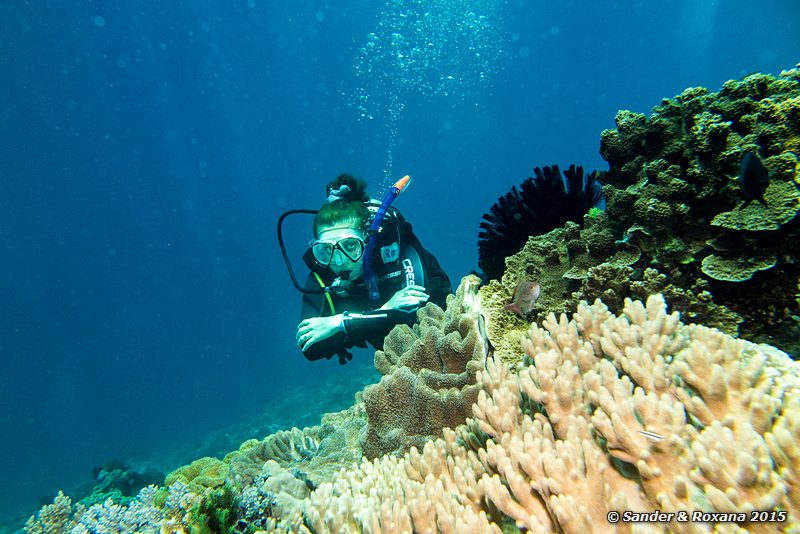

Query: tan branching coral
[[298, 294, 800, 533]]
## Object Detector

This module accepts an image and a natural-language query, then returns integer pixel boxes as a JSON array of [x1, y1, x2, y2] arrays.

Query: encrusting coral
[[492, 69, 800, 355]]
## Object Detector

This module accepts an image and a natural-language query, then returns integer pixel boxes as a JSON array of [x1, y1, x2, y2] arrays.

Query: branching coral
[[298, 294, 800, 533], [25, 483, 199, 534]]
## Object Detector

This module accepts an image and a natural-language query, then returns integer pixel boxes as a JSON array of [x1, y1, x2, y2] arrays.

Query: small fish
[[504, 279, 540, 318], [476, 312, 496, 372], [639, 430, 664, 441], [738, 151, 770, 206]]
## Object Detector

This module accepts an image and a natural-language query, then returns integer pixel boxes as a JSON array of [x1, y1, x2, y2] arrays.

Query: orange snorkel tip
[[393, 174, 411, 193]]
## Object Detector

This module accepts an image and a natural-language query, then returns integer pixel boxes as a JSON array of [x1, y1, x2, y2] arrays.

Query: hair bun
[[326, 174, 369, 203]]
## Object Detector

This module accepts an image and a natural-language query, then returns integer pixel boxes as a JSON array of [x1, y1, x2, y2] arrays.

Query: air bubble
[[345, 0, 508, 181]]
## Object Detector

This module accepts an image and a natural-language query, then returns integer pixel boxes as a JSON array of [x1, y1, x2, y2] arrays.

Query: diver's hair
[[313, 174, 371, 237]]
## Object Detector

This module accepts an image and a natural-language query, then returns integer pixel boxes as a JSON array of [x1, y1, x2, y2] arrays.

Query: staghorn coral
[[299, 294, 800, 533], [362, 275, 489, 458]]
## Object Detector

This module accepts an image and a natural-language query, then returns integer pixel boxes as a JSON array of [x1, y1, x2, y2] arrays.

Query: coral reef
[[478, 164, 604, 282], [597, 70, 800, 353], [25, 282, 800, 533], [300, 294, 800, 532], [493, 70, 800, 355], [25, 483, 198, 534], [362, 275, 490, 458]]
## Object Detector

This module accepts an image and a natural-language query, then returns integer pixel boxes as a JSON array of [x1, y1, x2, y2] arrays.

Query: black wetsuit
[[300, 204, 451, 364]]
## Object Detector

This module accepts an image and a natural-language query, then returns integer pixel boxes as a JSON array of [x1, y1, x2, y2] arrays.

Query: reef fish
[[639, 430, 664, 441], [738, 151, 770, 206], [504, 279, 540, 318]]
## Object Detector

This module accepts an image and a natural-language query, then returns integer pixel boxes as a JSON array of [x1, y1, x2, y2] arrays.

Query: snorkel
[[364, 175, 412, 305]]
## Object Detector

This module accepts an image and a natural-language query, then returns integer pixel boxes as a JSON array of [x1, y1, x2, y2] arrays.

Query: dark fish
[[738, 151, 770, 206], [504, 279, 540, 318]]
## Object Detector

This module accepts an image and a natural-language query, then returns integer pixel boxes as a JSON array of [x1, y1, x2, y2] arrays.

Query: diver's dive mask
[[310, 236, 365, 267]]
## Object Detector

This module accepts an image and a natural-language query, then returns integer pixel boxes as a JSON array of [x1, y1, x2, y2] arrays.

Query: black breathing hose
[[277, 209, 326, 294]]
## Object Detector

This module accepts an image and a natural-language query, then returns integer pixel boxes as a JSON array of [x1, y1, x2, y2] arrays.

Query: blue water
[[1, 0, 798, 526]]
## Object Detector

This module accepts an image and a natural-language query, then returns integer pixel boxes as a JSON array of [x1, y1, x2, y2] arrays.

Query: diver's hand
[[297, 315, 343, 351], [380, 284, 429, 311]]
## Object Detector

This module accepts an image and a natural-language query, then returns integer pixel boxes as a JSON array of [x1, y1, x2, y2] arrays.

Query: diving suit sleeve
[[340, 308, 418, 339], [301, 309, 416, 363], [299, 273, 342, 362]]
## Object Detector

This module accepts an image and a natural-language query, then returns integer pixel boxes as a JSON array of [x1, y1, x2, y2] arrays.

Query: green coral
[[701, 253, 777, 282], [76, 488, 135, 508], [187, 485, 241, 534], [481, 70, 800, 356], [165, 457, 228, 493], [711, 178, 800, 231], [629, 268, 742, 335], [593, 70, 800, 354]]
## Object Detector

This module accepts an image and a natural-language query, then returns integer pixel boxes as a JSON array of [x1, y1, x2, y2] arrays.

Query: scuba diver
[[278, 173, 452, 364]]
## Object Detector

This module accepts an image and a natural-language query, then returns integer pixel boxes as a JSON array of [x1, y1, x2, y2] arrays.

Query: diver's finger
[[299, 332, 315, 348]]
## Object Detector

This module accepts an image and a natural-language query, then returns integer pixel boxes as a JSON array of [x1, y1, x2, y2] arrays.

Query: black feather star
[[477, 164, 604, 282]]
